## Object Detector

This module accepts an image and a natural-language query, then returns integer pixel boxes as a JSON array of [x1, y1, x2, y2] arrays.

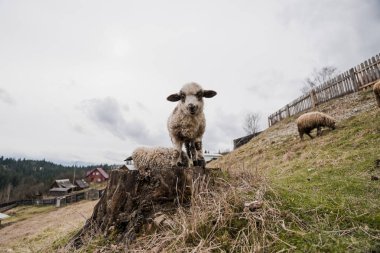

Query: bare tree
[[301, 66, 338, 94], [243, 112, 261, 135]]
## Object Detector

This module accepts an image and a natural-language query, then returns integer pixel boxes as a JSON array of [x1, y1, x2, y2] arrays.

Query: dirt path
[[0, 200, 97, 253]]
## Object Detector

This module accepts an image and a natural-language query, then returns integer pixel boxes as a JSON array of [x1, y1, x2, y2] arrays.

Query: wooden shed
[[75, 179, 90, 190], [49, 179, 76, 196], [49, 187, 71, 196]]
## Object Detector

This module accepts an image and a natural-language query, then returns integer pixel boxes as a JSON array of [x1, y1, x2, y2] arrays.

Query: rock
[[244, 200, 263, 212], [153, 212, 175, 228], [375, 159, 380, 168]]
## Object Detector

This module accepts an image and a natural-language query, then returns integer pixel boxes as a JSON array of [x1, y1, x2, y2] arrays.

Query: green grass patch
[[266, 110, 380, 251], [211, 92, 380, 252], [3, 205, 55, 225]]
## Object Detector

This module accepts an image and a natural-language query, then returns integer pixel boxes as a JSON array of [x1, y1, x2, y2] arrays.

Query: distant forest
[[0, 156, 117, 203]]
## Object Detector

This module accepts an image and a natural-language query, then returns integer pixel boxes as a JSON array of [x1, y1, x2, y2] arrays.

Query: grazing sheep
[[296, 111, 336, 140], [373, 81, 380, 108], [167, 82, 217, 167], [132, 147, 189, 174]]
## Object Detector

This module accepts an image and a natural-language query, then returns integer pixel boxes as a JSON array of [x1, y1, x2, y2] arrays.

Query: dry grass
[[209, 90, 380, 252], [0, 200, 97, 253], [58, 167, 299, 253], [123, 167, 302, 253]]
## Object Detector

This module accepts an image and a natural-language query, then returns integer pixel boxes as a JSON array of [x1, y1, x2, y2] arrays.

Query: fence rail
[[268, 53, 380, 126], [0, 189, 105, 211]]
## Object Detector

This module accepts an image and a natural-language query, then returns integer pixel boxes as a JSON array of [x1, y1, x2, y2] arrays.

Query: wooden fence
[[0, 189, 105, 211], [268, 53, 380, 126]]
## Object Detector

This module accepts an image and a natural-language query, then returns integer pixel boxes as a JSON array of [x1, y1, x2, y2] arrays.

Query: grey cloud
[[58, 80, 80, 89], [0, 88, 14, 104], [203, 110, 245, 152], [246, 69, 288, 99], [136, 101, 150, 112], [80, 97, 152, 144], [73, 124, 85, 134], [103, 150, 128, 164]]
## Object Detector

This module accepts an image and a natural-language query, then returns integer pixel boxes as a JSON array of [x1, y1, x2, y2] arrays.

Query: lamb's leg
[[316, 126, 322, 136], [375, 92, 380, 107], [306, 131, 313, 139], [189, 142, 197, 166], [194, 139, 205, 168], [185, 142, 192, 159], [299, 131, 304, 140], [172, 140, 185, 167], [185, 141, 197, 166]]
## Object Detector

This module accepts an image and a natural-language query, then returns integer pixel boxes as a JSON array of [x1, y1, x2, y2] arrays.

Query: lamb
[[167, 82, 217, 167], [132, 147, 189, 174], [373, 80, 380, 108], [296, 111, 336, 140]]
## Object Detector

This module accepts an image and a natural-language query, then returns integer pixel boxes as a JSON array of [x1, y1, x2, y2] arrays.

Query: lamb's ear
[[203, 90, 217, 98], [167, 93, 181, 102]]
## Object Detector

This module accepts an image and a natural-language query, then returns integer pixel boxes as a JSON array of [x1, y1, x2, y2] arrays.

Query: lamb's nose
[[188, 104, 197, 113]]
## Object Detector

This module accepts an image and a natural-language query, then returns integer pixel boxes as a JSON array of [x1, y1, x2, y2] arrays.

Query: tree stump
[[71, 165, 206, 248]]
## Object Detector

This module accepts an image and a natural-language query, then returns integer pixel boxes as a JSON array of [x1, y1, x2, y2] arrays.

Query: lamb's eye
[[180, 94, 186, 101], [196, 91, 203, 100]]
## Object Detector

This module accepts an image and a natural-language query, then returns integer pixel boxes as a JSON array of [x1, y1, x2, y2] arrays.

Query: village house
[[74, 179, 90, 191], [123, 156, 137, 170], [233, 131, 262, 149], [204, 152, 223, 163], [49, 179, 76, 196], [85, 168, 109, 183]]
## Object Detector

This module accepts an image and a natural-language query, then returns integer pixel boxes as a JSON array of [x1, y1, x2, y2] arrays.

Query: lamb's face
[[179, 84, 204, 116], [167, 82, 217, 116]]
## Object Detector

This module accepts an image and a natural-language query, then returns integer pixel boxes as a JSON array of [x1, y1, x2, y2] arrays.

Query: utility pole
[[72, 166, 76, 184]]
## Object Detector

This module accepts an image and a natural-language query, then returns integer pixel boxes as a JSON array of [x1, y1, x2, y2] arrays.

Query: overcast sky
[[0, 0, 379, 165]]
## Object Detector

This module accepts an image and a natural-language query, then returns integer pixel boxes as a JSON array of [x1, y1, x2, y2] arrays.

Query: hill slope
[[0, 200, 97, 253], [46, 89, 379, 252], [211, 89, 380, 251]]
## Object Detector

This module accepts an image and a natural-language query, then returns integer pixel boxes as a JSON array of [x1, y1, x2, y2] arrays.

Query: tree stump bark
[[71, 165, 206, 248]]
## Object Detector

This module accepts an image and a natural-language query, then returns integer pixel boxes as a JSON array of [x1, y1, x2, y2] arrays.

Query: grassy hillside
[[211, 89, 380, 252], [47, 90, 379, 252]]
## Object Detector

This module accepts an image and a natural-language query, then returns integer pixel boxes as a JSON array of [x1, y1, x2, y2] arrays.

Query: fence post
[[349, 68, 359, 91], [310, 89, 317, 108], [286, 105, 290, 118]]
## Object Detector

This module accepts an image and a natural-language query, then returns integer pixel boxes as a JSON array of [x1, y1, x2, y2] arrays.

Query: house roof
[[204, 153, 223, 162], [123, 164, 137, 170], [53, 179, 76, 189], [86, 168, 109, 179], [75, 179, 89, 188], [124, 156, 133, 161], [0, 213, 10, 220]]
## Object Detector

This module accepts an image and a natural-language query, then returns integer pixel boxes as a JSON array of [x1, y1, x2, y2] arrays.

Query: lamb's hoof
[[197, 159, 206, 168], [176, 161, 185, 167]]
